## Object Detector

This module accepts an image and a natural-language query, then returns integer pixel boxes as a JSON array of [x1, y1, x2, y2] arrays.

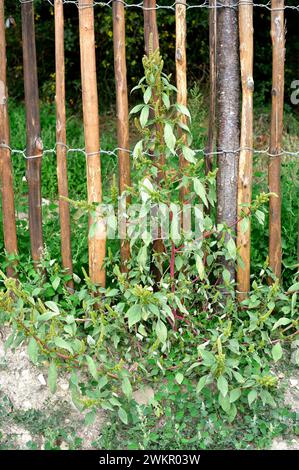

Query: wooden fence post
[[78, 0, 106, 287], [143, 0, 165, 276], [237, 0, 254, 300], [216, 0, 240, 281], [144, 0, 159, 55], [21, 0, 43, 263], [269, 0, 285, 280], [205, 0, 217, 176], [175, 0, 188, 205], [112, 1, 131, 272], [0, 0, 18, 276], [55, 0, 73, 289]]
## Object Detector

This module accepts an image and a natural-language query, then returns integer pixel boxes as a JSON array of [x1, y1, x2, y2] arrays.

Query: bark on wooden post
[[175, 0, 188, 205], [205, 0, 217, 176], [269, 0, 285, 280], [78, 0, 106, 287], [144, 0, 159, 56], [21, 0, 43, 263], [143, 0, 165, 273], [216, 0, 240, 281], [237, 0, 254, 300], [112, 1, 131, 272], [55, 0, 74, 289], [0, 0, 18, 276]]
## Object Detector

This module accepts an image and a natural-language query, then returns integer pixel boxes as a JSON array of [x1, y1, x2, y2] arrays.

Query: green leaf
[[199, 349, 215, 367], [155, 319, 167, 343], [85, 410, 96, 425], [52, 277, 61, 291], [162, 92, 170, 109], [229, 387, 241, 403], [164, 122, 176, 154], [45, 301, 59, 315], [182, 145, 196, 163], [255, 209, 265, 225], [240, 217, 249, 234], [133, 139, 143, 159], [118, 408, 128, 425], [176, 103, 191, 121], [272, 342, 283, 362], [218, 392, 231, 413], [227, 238, 237, 260], [272, 317, 292, 330], [175, 372, 184, 385], [54, 337, 73, 354], [126, 304, 141, 328], [195, 254, 205, 280], [129, 103, 144, 115], [217, 376, 228, 397], [193, 178, 208, 208], [28, 337, 39, 365], [38, 311, 60, 322], [232, 371, 245, 384], [122, 377, 133, 400], [140, 105, 149, 128], [86, 355, 98, 381], [222, 269, 231, 285], [248, 389, 257, 407], [137, 245, 147, 270], [98, 375, 108, 390], [227, 403, 237, 422], [196, 374, 209, 393], [143, 87, 152, 104], [288, 282, 299, 293], [48, 362, 57, 394]]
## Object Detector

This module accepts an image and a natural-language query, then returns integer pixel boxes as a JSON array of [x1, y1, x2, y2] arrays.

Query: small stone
[[290, 378, 299, 388], [37, 373, 46, 386], [60, 441, 69, 450], [59, 381, 69, 392], [21, 369, 31, 379]]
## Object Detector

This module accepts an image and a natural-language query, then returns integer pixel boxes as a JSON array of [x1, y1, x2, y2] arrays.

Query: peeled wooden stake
[[175, 0, 188, 206], [268, 0, 285, 280], [237, 0, 254, 300], [55, 0, 73, 289], [0, 0, 18, 276], [113, 1, 131, 272], [21, 0, 43, 263], [79, 0, 106, 286]]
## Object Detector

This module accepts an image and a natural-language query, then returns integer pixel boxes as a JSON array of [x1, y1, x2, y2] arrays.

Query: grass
[[1, 93, 298, 285]]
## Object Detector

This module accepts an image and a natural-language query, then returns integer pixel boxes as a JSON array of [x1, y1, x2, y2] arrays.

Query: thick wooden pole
[[78, 0, 106, 286], [143, 0, 165, 277], [237, 0, 254, 300], [144, 0, 159, 55], [269, 0, 285, 280], [21, 0, 43, 263], [205, 0, 217, 176], [0, 0, 18, 276], [175, 0, 188, 205], [112, 1, 131, 272], [55, 0, 73, 289], [216, 0, 240, 281]]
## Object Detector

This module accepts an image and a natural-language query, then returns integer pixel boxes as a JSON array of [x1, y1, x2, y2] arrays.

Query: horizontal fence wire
[[1, 143, 299, 160], [16, 0, 299, 12], [5, 1, 299, 163]]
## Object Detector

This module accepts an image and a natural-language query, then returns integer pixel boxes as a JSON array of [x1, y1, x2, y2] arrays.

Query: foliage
[[0, 50, 298, 445], [4, 0, 299, 108]]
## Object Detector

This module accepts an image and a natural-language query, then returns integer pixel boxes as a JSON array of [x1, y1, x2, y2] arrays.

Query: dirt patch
[[271, 368, 299, 450], [0, 326, 105, 450]]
